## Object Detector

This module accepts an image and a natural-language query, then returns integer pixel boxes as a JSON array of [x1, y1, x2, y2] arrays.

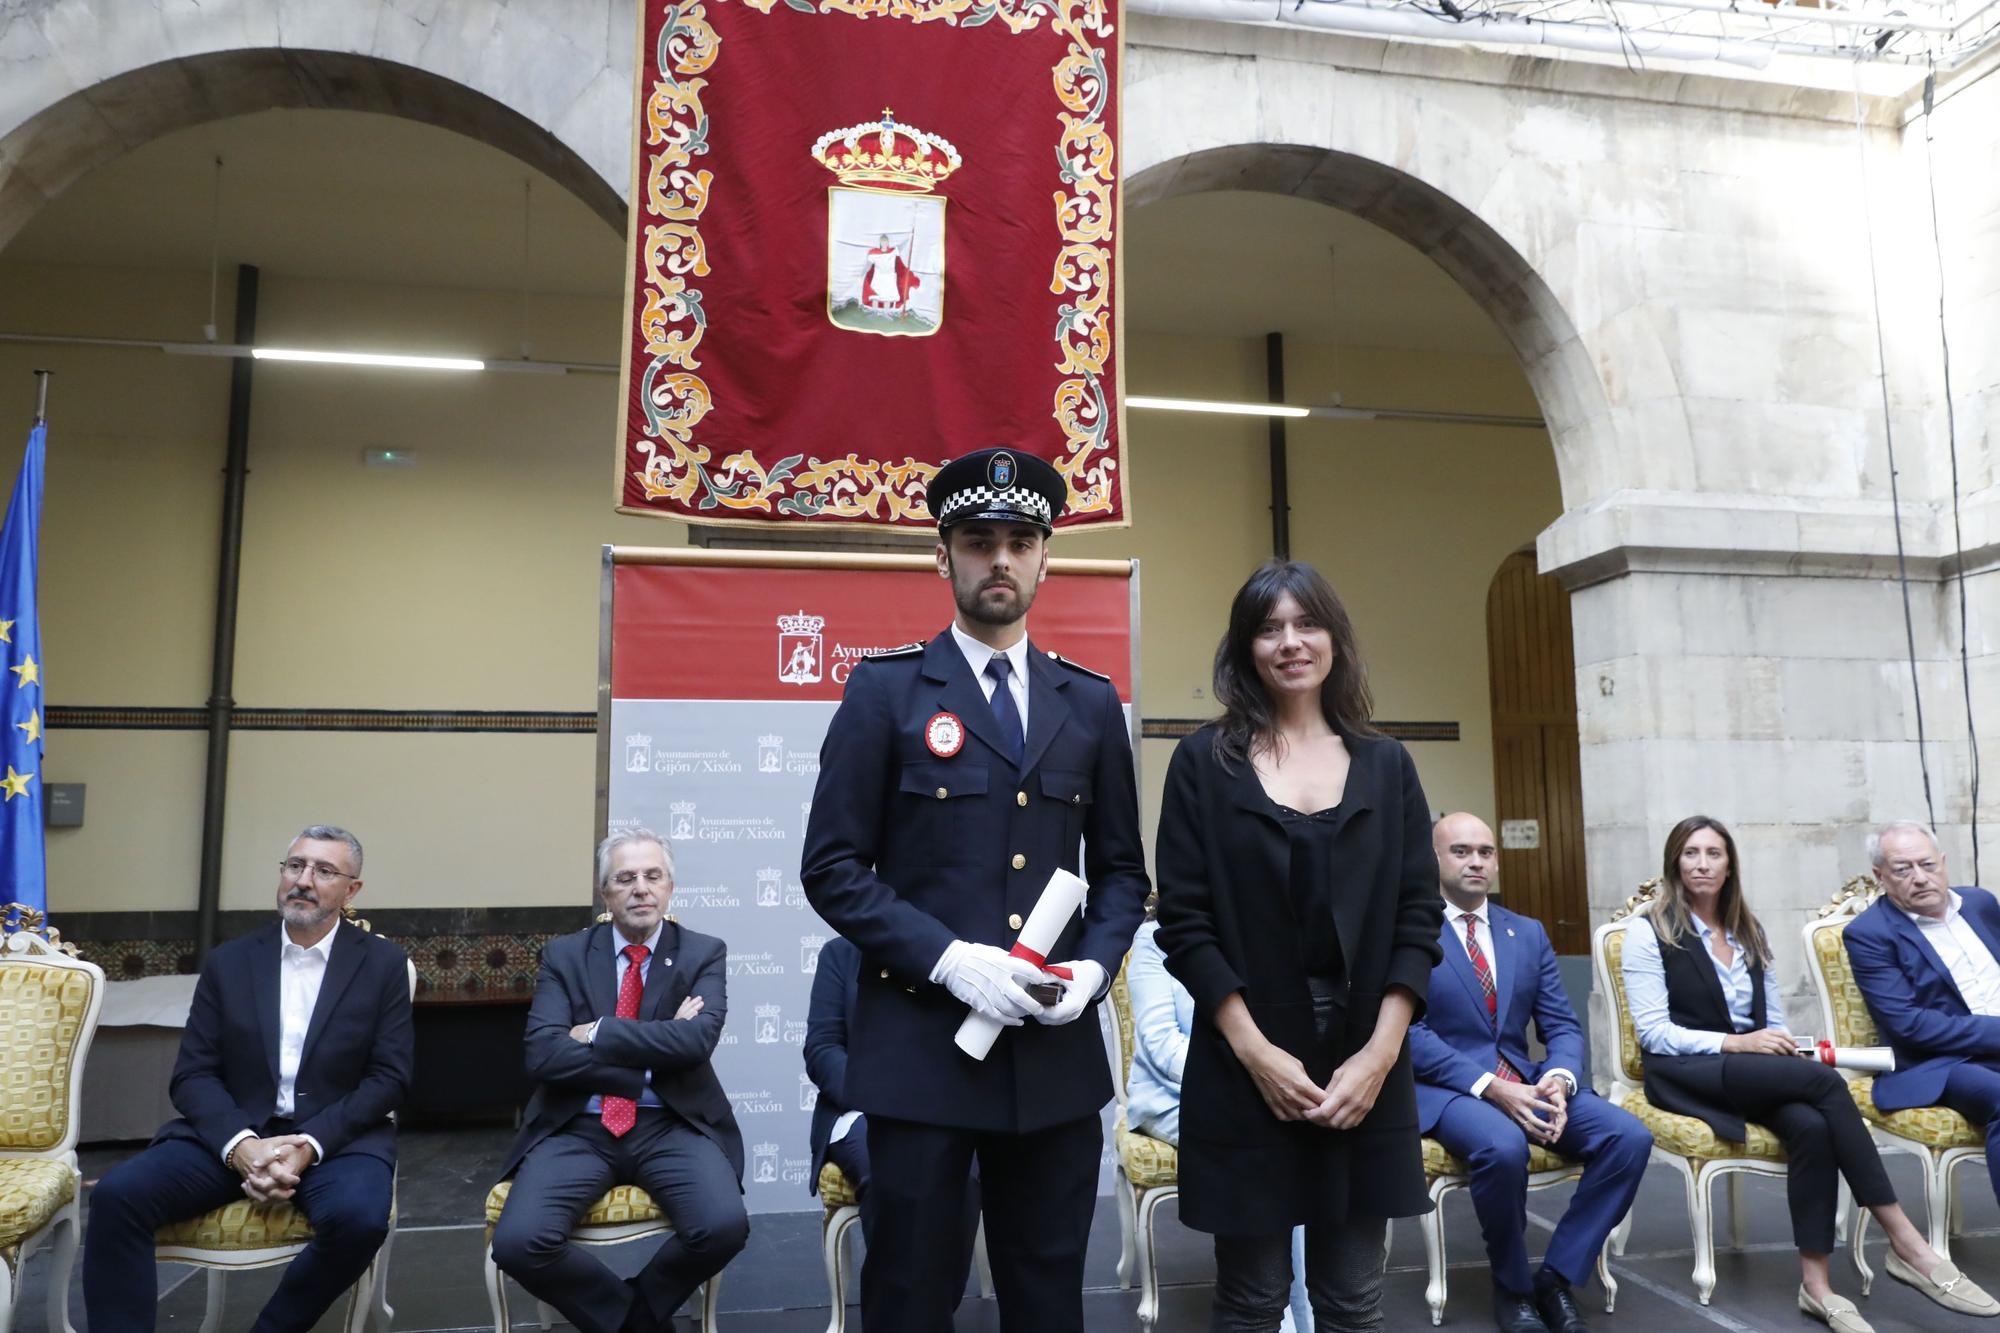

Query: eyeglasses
[[1884, 859, 1941, 881], [609, 869, 669, 888], [279, 858, 358, 884]]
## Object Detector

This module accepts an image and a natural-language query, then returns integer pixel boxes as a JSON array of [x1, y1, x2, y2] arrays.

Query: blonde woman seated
[[1621, 815, 1996, 1333]]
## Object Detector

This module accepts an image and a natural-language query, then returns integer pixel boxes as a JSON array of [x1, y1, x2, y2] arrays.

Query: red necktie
[[600, 943, 650, 1137], [1461, 913, 1522, 1083]]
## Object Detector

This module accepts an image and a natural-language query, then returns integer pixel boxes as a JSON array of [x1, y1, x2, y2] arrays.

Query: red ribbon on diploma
[[1009, 941, 1073, 980]]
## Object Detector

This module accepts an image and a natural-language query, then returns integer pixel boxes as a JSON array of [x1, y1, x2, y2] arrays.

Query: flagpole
[[31, 370, 49, 424]]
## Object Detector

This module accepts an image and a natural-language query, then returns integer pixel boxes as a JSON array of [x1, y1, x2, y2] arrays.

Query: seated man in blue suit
[[1410, 814, 1651, 1333], [84, 824, 413, 1332], [1845, 820, 2000, 1216]]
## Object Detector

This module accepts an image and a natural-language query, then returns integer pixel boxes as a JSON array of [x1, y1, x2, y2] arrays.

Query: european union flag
[[0, 421, 45, 913]]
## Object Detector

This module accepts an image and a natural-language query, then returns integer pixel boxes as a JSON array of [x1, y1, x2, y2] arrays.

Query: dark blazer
[[159, 919, 414, 1167], [1845, 887, 2000, 1112], [804, 937, 862, 1194], [1410, 904, 1589, 1134], [1154, 724, 1444, 1234], [1631, 924, 1769, 1142], [499, 921, 745, 1185], [801, 631, 1151, 1134]]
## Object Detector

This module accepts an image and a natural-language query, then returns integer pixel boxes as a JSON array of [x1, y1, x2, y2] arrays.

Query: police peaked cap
[[930, 447, 1066, 535]]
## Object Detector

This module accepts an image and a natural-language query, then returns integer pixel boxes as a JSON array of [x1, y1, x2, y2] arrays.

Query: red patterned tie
[[600, 944, 650, 1137], [1461, 913, 1523, 1083]]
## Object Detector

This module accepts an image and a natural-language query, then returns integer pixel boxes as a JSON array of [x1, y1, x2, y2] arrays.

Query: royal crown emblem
[[777, 612, 826, 637], [812, 109, 962, 195]]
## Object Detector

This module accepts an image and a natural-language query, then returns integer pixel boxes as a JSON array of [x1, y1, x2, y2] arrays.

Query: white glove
[[1032, 959, 1107, 1026], [931, 940, 1044, 1025]]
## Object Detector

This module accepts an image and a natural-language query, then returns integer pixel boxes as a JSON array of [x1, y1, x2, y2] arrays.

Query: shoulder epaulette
[[863, 642, 926, 661], [1044, 649, 1111, 682]]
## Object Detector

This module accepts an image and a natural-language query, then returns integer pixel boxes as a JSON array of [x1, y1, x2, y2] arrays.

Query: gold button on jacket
[[1008, 913, 1024, 930], [1010, 853, 1027, 870]]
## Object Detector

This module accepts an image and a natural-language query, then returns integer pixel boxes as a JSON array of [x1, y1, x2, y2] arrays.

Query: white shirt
[[949, 622, 1031, 736], [1450, 901, 1576, 1100], [586, 920, 669, 1110], [221, 921, 338, 1167], [1905, 891, 2000, 1017]]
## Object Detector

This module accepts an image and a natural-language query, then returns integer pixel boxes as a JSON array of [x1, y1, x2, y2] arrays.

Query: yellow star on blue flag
[[1, 421, 46, 918]]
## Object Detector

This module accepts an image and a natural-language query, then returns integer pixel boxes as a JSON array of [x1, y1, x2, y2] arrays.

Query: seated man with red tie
[[490, 828, 748, 1333], [1409, 814, 1652, 1333]]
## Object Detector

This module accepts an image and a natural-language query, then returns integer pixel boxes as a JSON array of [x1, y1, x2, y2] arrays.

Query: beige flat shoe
[[1886, 1251, 2000, 1316], [1799, 1285, 1875, 1333]]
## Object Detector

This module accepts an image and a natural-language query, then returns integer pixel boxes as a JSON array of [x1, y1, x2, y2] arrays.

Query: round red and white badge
[[925, 712, 965, 758]]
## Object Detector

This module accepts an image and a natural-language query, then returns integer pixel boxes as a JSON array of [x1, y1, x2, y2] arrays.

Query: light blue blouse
[[1622, 916, 1789, 1057], [1126, 920, 1193, 1145]]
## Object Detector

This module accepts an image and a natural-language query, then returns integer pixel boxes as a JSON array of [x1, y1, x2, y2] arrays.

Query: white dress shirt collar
[[949, 622, 1029, 683], [1902, 890, 1965, 926], [281, 917, 341, 960], [614, 919, 667, 960]]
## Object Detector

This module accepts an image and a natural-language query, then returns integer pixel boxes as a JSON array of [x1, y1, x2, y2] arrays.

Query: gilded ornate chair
[[1594, 880, 1795, 1305], [152, 910, 410, 1333], [0, 907, 104, 1333], [481, 1181, 719, 1333], [1417, 1136, 1620, 1325], [1105, 956, 1180, 1327], [1805, 876, 1980, 1282], [816, 1159, 990, 1333]]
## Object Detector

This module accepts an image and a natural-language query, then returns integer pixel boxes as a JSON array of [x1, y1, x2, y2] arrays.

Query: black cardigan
[[1154, 724, 1444, 1233], [1635, 923, 1770, 1143]]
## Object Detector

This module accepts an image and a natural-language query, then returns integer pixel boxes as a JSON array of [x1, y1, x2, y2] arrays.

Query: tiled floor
[[17, 1123, 2000, 1330]]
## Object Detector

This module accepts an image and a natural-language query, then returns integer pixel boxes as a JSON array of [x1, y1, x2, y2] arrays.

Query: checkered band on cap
[[936, 484, 1054, 525]]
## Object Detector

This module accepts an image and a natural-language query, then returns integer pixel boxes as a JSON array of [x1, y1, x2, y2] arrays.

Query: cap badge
[[925, 712, 966, 758], [988, 451, 1016, 491]]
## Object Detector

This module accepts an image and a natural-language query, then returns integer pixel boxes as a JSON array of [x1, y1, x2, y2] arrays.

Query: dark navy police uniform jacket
[[801, 629, 1150, 1135]]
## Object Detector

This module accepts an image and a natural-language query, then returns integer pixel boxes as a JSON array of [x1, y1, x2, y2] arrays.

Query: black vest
[[1638, 927, 1768, 1142]]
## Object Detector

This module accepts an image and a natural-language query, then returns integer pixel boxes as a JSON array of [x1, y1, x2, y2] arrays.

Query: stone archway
[[1126, 142, 1612, 510]]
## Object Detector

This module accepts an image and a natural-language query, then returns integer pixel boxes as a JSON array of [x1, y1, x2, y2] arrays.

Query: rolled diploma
[[954, 868, 1090, 1060], [1813, 1042, 1896, 1073]]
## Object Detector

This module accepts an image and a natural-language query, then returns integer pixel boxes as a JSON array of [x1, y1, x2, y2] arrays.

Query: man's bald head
[[1435, 812, 1499, 911]]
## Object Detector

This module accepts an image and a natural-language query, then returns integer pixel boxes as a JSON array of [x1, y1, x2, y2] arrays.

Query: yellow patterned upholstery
[[1621, 1089, 1787, 1163], [819, 1162, 858, 1210], [1422, 1136, 1577, 1178], [0, 1158, 74, 1251], [155, 1197, 317, 1250], [1110, 963, 1137, 1088], [0, 959, 95, 1151], [484, 1180, 665, 1230], [1811, 920, 1884, 1048], [1848, 1074, 1983, 1146], [1600, 926, 1645, 1086], [1114, 1109, 1180, 1191]]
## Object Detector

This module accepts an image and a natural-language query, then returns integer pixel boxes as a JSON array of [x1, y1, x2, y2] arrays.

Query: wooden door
[[1486, 550, 1588, 955]]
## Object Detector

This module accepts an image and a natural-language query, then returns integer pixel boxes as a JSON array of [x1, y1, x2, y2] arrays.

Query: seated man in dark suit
[[1846, 820, 2000, 1214], [84, 824, 413, 1332], [491, 827, 748, 1333], [1409, 814, 1652, 1333], [804, 934, 979, 1304]]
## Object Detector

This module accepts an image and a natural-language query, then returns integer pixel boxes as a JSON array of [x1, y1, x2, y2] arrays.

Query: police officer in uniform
[[802, 446, 1150, 1331]]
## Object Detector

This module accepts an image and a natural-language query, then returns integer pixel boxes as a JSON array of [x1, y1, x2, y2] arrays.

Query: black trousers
[[827, 1117, 983, 1311], [491, 1110, 749, 1333], [1718, 1053, 1896, 1254], [861, 1112, 1100, 1332]]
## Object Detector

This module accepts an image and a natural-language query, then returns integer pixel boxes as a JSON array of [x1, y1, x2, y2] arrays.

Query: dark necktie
[[600, 943, 650, 1136], [985, 655, 1024, 765], [1461, 913, 1522, 1083]]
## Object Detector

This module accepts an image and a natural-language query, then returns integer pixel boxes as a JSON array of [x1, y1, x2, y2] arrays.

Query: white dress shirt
[[585, 919, 668, 1111], [1451, 902, 1576, 1099], [222, 920, 338, 1167], [949, 622, 1031, 736], [1623, 916, 1791, 1056], [1906, 891, 2000, 1016]]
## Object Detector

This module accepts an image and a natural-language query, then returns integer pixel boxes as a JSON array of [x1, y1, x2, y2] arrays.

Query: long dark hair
[[1648, 814, 1773, 968], [1212, 560, 1377, 767]]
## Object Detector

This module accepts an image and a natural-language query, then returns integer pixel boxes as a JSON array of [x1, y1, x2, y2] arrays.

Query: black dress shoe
[[1535, 1283, 1590, 1333], [1494, 1289, 1552, 1333]]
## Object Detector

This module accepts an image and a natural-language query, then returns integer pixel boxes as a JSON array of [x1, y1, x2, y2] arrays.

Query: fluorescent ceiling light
[[251, 347, 484, 371], [1126, 395, 1308, 419]]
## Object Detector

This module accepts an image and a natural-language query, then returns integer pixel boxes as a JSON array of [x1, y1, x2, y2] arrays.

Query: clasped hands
[[229, 1135, 316, 1202], [1242, 1041, 1399, 1131], [1483, 1073, 1571, 1144], [568, 994, 704, 1043], [934, 941, 1103, 1027]]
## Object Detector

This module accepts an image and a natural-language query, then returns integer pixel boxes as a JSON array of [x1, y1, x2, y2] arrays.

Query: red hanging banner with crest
[[614, 0, 1125, 530]]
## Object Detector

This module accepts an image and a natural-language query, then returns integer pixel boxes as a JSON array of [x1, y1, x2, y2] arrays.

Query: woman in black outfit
[[1623, 814, 1994, 1333], [1156, 561, 1444, 1332]]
